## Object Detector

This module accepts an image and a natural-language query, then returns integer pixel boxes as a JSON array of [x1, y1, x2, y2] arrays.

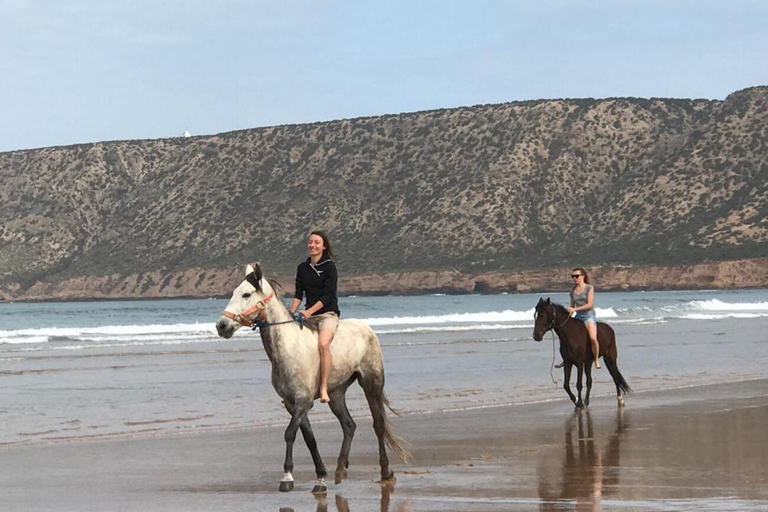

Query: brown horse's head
[[533, 297, 554, 342]]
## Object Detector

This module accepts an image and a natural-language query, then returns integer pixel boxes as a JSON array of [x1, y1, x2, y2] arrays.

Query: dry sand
[[3, 379, 768, 512]]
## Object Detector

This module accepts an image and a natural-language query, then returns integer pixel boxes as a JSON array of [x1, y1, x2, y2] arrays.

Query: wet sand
[[4, 379, 768, 512]]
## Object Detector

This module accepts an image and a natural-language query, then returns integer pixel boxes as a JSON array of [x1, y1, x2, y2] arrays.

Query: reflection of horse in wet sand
[[216, 264, 410, 493], [537, 410, 628, 511], [279, 482, 408, 512], [533, 298, 631, 408]]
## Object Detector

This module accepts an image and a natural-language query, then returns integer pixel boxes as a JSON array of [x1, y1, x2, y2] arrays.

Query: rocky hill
[[1, 87, 766, 301]]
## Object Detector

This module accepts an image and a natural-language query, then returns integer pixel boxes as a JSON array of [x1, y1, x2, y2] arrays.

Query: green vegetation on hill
[[1, 87, 766, 295]]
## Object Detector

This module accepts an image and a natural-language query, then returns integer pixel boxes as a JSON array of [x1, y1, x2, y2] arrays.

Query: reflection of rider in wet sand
[[537, 409, 627, 511]]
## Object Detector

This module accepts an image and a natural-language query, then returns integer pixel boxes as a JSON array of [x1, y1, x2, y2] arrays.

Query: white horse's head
[[215, 263, 274, 339]]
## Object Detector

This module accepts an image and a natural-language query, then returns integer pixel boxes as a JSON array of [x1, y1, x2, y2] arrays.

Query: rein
[[542, 304, 570, 386]]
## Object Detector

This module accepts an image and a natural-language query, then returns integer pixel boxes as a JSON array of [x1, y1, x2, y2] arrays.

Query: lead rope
[[549, 330, 559, 386]]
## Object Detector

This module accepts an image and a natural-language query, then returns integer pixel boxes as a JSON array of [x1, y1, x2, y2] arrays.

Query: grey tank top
[[570, 284, 594, 312]]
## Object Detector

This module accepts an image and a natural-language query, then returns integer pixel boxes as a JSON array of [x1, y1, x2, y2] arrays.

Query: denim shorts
[[574, 310, 597, 324]]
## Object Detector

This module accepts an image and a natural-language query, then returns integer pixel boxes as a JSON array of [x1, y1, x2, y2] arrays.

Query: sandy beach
[[4, 378, 768, 512]]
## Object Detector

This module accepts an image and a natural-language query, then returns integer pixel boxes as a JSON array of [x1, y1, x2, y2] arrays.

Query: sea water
[[2, 289, 767, 446]]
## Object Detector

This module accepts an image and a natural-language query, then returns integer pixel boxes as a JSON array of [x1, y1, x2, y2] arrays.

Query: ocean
[[2, 289, 768, 447]]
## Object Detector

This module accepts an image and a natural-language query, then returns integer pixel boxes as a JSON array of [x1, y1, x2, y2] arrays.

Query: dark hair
[[572, 267, 591, 284], [310, 230, 334, 259]]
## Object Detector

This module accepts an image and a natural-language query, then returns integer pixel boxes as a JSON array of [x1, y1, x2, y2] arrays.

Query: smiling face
[[308, 233, 325, 260]]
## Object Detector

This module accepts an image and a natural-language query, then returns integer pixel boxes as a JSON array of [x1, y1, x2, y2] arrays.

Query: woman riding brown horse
[[533, 298, 631, 408]]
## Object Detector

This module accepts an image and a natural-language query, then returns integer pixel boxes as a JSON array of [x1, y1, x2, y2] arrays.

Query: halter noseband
[[222, 290, 275, 328]]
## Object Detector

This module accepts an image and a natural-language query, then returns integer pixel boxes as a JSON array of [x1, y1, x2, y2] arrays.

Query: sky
[[1, 0, 767, 153]]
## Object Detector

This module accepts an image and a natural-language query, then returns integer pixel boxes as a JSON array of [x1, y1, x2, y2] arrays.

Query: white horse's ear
[[245, 263, 263, 292]]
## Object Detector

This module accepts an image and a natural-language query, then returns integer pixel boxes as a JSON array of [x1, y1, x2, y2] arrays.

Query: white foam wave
[[377, 323, 525, 334], [681, 313, 764, 320], [0, 323, 217, 345], [364, 309, 535, 326], [690, 299, 768, 311]]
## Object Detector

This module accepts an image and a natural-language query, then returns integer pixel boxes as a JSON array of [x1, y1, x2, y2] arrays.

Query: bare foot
[[594, 361, 601, 369], [320, 392, 330, 403], [555, 362, 565, 368]]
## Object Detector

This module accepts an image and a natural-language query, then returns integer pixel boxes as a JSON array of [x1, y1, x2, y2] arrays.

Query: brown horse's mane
[[550, 302, 570, 317]]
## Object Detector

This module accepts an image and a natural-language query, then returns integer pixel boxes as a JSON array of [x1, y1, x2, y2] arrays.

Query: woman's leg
[[318, 328, 334, 403], [586, 321, 600, 368]]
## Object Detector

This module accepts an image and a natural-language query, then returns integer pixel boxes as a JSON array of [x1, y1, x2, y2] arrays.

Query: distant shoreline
[[1, 257, 766, 303]]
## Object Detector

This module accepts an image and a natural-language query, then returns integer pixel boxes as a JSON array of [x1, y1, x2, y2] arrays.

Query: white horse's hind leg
[[328, 384, 357, 484]]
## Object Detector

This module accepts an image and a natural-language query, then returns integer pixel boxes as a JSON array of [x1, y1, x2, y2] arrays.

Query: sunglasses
[[570, 274, 583, 278]]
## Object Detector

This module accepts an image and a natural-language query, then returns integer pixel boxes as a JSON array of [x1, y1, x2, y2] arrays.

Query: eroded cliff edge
[[2, 258, 765, 302]]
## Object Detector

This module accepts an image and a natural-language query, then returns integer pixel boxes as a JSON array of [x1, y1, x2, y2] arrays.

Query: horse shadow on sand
[[279, 481, 409, 512], [537, 409, 629, 511]]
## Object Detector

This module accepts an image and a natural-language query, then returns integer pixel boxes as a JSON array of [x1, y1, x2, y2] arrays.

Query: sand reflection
[[538, 409, 628, 511], [280, 481, 407, 512]]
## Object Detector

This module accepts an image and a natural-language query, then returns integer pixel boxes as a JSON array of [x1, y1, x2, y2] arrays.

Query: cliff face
[[1, 87, 766, 301]]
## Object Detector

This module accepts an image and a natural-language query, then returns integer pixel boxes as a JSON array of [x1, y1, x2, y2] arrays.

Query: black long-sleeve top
[[294, 257, 340, 316]]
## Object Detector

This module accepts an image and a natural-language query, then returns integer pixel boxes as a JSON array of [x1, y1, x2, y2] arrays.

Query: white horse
[[215, 264, 410, 493]]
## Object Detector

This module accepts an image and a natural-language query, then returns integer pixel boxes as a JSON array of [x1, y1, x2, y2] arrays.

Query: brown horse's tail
[[604, 356, 632, 395]]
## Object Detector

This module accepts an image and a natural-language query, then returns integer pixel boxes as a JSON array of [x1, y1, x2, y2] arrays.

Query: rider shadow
[[279, 481, 404, 512], [537, 409, 628, 511]]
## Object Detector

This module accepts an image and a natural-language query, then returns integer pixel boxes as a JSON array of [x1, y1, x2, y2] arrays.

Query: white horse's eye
[[242, 293, 252, 299]]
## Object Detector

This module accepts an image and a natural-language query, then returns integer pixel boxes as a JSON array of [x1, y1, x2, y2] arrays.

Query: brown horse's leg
[[563, 364, 577, 404], [327, 387, 356, 484], [584, 364, 593, 407], [575, 365, 585, 409]]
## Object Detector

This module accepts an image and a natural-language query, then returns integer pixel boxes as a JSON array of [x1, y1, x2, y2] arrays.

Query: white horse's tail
[[362, 378, 412, 464], [383, 394, 405, 418], [377, 390, 412, 464]]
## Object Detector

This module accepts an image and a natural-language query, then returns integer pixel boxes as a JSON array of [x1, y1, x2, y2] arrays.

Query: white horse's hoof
[[280, 472, 294, 492]]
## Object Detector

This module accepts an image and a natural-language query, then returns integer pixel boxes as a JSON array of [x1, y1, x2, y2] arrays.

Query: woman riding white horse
[[216, 263, 410, 493], [289, 230, 339, 404]]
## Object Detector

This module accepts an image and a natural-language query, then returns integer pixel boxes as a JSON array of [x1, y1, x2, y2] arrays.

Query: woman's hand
[[299, 310, 312, 320], [567, 307, 576, 316]]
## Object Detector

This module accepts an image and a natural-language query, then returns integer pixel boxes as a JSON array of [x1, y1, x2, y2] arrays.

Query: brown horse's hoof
[[335, 467, 347, 484], [279, 480, 294, 492], [380, 471, 396, 483]]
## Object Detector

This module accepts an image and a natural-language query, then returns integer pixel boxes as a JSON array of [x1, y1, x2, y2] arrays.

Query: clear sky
[[2, 0, 766, 152]]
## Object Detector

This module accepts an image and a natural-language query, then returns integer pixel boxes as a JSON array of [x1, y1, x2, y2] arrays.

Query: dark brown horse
[[532, 298, 631, 408]]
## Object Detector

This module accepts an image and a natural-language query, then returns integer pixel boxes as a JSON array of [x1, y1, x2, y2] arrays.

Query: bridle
[[536, 304, 571, 335], [222, 290, 276, 328]]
